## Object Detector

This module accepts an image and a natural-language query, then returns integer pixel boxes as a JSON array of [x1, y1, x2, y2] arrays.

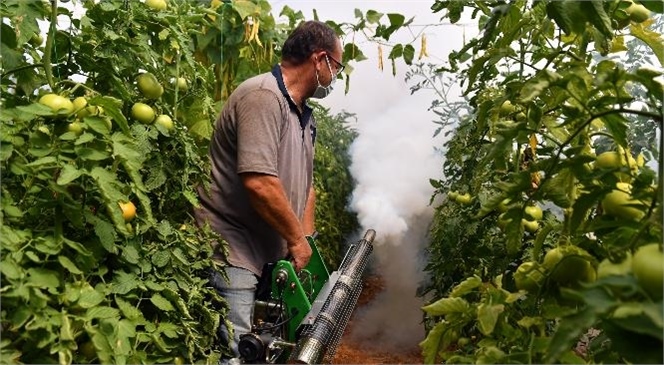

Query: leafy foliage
[[0, 1, 237, 363], [418, 1, 663, 363], [311, 106, 360, 268], [1, 1, 366, 363]]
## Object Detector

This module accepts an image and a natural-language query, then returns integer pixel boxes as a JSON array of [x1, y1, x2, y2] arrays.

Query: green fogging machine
[[237, 229, 376, 364]]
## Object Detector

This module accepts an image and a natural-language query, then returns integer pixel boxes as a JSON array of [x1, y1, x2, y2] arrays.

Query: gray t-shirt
[[195, 67, 315, 276]]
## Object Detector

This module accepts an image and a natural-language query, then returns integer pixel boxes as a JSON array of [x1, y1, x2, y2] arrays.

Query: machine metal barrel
[[288, 229, 376, 364]]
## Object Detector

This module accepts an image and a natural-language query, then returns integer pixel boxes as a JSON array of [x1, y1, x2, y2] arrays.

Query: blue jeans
[[209, 266, 258, 362]]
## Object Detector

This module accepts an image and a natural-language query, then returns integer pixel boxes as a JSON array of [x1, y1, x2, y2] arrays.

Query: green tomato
[[594, 151, 637, 181], [601, 183, 646, 221], [521, 219, 539, 233], [544, 246, 596, 286], [497, 213, 511, 230], [29, 33, 43, 47], [497, 198, 510, 213], [499, 100, 516, 116], [632, 243, 663, 300], [455, 193, 473, 205], [72, 96, 87, 111], [457, 337, 470, 347], [514, 261, 545, 293], [131, 103, 155, 124], [597, 253, 632, 279], [155, 114, 174, 130], [67, 121, 84, 135], [145, 0, 168, 11], [543, 247, 564, 269], [136, 72, 164, 99], [39, 93, 74, 115], [174, 77, 189, 92], [524, 205, 543, 221]]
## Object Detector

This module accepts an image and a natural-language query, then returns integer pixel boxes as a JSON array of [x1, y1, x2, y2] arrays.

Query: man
[[194, 20, 345, 361]]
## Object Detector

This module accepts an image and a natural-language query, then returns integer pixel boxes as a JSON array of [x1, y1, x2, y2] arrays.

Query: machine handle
[[284, 231, 319, 261]]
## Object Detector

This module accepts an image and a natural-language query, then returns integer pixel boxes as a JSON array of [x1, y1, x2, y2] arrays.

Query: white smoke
[[344, 97, 445, 351]]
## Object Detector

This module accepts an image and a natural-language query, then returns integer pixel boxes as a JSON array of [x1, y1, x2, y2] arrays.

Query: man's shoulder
[[236, 71, 279, 94]]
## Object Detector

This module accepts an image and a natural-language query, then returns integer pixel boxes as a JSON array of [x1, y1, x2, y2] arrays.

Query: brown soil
[[331, 276, 424, 364]]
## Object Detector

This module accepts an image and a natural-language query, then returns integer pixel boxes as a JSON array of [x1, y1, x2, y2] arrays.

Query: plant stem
[[44, 0, 58, 91], [0, 64, 45, 80]]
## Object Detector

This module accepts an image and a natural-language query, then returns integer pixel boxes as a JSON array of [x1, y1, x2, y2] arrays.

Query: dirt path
[[331, 276, 424, 364]]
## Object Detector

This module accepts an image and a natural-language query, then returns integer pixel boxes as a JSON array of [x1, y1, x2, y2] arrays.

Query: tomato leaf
[[89, 96, 130, 136], [232, 0, 260, 20], [422, 297, 470, 316], [449, 275, 482, 297], [419, 321, 446, 364], [56, 164, 83, 185], [84, 116, 111, 135], [601, 113, 628, 148], [150, 294, 175, 311], [581, 0, 613, 37], [115, 298, 145, 322], [111, 270, 139, 295], [403, 44, 415, 65], [58, 255, 83, 275], [629, 21, 664, 66], [639, 0, 664, 13], [86, 306, 120, 319], [78, 285, 105, 309], [365, 10, 383, 23], [152, 250, 170, 268], [477, 303, 505, 335], [545, 306, 597, 363]]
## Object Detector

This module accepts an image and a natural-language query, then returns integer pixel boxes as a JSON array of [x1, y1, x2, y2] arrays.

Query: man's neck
[[280, 64, 308, 109]]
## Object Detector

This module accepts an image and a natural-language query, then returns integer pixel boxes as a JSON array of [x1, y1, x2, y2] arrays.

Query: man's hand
[[289, 237, 312, 272]]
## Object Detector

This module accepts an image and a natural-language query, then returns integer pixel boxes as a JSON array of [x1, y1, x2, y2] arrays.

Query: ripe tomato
[[632, 243, 663, 300], [119, 201, 137, 222]]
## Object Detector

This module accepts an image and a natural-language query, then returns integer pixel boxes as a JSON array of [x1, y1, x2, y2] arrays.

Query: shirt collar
[[271, 64, 313, 130]]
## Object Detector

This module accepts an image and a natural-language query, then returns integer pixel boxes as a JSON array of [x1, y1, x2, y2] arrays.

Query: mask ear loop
[[323, 55, 335, 88]]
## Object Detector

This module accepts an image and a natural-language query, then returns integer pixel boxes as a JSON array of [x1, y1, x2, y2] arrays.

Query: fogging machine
[[237, 229, 376, 364]]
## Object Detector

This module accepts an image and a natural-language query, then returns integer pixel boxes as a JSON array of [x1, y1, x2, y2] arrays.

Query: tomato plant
[[417, 1, 663, 364], [1, 1, 372, 363]]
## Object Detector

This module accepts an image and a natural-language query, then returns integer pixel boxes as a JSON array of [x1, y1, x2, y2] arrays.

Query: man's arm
[[240, 172, 312, 271], [302, 186, 316, 236]]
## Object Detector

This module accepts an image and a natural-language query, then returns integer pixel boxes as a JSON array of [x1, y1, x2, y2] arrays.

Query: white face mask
[[311, 55, 336, 99]]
